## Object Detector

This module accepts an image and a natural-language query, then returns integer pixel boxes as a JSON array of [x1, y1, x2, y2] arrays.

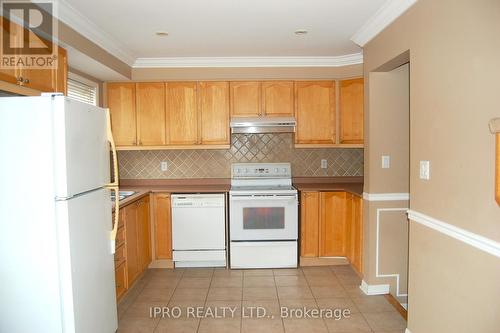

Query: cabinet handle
[[16, 77, 23, 84], [23, 78, 30, 84]]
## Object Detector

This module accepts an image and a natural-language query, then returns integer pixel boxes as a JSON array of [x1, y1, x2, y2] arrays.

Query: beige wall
[[131, 64, 363, 81], [365, 64, 409, 193], [363, 0, 500, 331]]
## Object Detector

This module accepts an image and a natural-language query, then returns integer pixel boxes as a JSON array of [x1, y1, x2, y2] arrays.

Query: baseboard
[[300, 256, 349, 266], [405, 329, 412, 333], [360, 280, 390, 295], [149, 259, 174, 268]]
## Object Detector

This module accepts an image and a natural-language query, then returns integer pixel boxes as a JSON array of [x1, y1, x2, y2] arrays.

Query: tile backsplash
[[118, 133, 363, 179]]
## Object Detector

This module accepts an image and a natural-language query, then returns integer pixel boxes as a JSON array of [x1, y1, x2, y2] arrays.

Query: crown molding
[[132, 53, 363, 68], [351, 0, 418, 47], [55, 0, 136, 66]]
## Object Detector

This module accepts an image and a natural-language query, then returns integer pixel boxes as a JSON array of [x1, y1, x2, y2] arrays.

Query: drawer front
[[114, 244, 126, 268], [115, 262, 127, 299], [116, 227, 126, 248], [118, 210, 125, 229]]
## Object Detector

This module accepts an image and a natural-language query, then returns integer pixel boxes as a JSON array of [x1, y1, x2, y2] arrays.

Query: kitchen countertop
[[292, 177, 364, 197], [113, 177, 364, 210]]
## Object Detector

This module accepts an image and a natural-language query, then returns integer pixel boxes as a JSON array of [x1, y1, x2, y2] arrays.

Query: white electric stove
[[229, 163, 298, 269]]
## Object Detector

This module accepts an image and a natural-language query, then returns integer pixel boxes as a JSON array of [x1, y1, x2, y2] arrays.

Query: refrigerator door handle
[[104, 108, 120, 254]]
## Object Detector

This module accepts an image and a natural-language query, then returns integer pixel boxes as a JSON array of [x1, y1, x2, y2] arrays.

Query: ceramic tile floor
[[117, 265, 406, 333]]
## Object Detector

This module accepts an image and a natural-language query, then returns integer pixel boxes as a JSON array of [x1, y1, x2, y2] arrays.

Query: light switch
[[382, 155, 390, 169], [160, 161, 168, 172], [420, 161, 430, 180], [321, 159, 328, 169]]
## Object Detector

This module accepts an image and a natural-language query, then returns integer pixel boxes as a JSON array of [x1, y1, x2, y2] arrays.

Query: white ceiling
[[60, 0, 387, 65]]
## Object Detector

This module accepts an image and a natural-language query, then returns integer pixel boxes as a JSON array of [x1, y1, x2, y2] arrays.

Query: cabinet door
[[262, 81, 294, 117], [166, 82, 198, 145], [0, 17, 21, 85], [124, 203, 139, 284], [230, 81, 261, 117], [55, 47, 68, 95], [107, 83, 137, 146], [136, 196, 151, 271], [295, 81, 336, 145], [351, 195, 363, 273], [136, 82, 166, 146], [340, 78, 364, 144], [300, 191, 320, 257], [319, 192, 346, 257], [344, 193, 354, 261], [199, 81, 230, 145], [153, 193, 172, 259]]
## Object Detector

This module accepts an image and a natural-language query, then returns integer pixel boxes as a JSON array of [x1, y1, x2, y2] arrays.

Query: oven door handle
[[230, 195, 297, 201]]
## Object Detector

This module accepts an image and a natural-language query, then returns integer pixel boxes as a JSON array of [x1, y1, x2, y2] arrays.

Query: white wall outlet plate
[[382, 155, 390, 169], [419, 160, 430, 180], [160, 161, 168, 172], [321, 159, 328, 169]]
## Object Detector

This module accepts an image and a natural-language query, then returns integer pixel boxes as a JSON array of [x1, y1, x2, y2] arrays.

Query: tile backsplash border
[[118, 133, 363, 179]]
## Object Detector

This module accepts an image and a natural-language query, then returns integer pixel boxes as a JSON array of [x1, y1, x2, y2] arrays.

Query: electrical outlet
[[160, 161, 168, 172], [382, 155, 390, 169], [419, 161, 430, 180], [321, 159, 328, 169]]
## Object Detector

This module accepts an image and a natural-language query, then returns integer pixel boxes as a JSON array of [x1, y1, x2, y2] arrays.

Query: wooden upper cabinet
[[230, 81, 261, 117], [295, 81, 336, 145], [199, 81, 230, 145], [340, 78, 364, 144], [262, 81, 294, 117], [300, 191, 320, 257], [136, 82, 166, 146], [0, 16, 21, 85], [153, 193, 172, 260], [0, 16, 68, 94], [319, 191, 346, 257], [166, 82, 198, 145], [107, 82, 137, 146]]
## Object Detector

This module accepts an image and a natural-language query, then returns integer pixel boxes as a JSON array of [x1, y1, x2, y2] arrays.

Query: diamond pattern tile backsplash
[[118, 133, 363, 179]]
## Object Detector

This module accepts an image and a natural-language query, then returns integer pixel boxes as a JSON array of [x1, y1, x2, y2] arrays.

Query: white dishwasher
[[171, 193, 226, 267]]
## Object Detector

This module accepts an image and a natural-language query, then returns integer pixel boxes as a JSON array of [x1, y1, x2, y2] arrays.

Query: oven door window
[[243, 207, 285, 229]]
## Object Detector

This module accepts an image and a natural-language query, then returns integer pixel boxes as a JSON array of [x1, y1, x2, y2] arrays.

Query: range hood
[[230, 117, 296, 134]]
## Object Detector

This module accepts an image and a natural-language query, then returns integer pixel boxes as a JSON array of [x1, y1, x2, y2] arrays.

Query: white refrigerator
[[0, 95, 119, 333]]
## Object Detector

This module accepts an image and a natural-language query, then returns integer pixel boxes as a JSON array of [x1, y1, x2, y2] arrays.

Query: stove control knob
[[244, 168, 248, 173], [236, 168, 241, 173], [274, 168, 279, 173], [282, 168, 287, 173]]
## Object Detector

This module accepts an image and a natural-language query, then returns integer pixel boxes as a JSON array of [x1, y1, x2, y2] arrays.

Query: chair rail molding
[[408, 210, 500, 258], [363, 192, 410, 201]]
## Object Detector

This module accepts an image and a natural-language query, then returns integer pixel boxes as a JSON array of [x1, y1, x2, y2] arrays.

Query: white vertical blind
[[67, 78, 97, 105]]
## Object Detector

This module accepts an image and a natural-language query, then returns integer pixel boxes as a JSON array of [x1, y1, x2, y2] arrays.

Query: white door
[[52, 96, 110, 198], [55, 188, 117, 333], [229, 194, 298, 241]]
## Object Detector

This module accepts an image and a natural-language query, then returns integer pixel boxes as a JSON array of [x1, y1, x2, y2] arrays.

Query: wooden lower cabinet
[[300, 190, 363, 273], [300, 192, 320, 257], [153, 193, 173, 259], [115, 262, 127, 300], [114, 195, 153, 301]]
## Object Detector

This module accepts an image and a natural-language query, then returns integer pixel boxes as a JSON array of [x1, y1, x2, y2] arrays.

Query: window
[[67, 73, 98, 106]]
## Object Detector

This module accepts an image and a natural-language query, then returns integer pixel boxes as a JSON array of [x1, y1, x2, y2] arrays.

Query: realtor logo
[[1, 0, 58, 69]]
